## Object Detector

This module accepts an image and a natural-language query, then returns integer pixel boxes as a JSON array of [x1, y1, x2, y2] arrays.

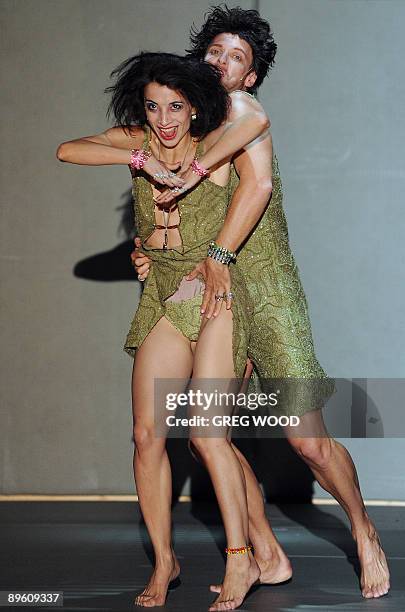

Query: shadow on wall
[[73, 188, 137, 282]]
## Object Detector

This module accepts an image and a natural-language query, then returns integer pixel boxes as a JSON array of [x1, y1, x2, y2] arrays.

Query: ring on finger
[[214, 293, 224, 301], [226, 291, 234, 300]]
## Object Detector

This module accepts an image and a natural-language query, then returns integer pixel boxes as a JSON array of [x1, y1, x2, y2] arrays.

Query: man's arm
[[137, 127, 274, 309], [154, 91, 270, 204], [216, 132, 273, 252], [193, 130, 273, 318]]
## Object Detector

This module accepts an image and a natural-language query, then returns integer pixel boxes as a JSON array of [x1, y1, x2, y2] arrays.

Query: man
[[132, 5, 390, 601]]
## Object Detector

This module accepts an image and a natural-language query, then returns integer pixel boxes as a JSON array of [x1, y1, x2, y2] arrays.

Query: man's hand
[[130, 237, 152, 281], [186, 257, 233, 318]]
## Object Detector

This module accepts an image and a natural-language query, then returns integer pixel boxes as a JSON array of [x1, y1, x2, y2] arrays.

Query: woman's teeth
[[159, 127, 177, 140]]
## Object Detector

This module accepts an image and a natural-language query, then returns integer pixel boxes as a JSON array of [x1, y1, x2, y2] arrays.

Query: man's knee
[[289, 436, 333, 469], [189, 436, 227, 461]]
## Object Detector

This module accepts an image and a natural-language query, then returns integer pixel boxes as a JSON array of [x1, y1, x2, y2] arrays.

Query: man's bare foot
[[208, 552, 260, 611], [354, 520, 390, 598], [134, 553, 180, 607], [210, 544, 292, 593]]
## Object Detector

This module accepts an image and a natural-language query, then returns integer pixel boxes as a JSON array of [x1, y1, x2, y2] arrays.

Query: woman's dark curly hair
[[104, 52, 229, 139], [187, 4, 277, 94]]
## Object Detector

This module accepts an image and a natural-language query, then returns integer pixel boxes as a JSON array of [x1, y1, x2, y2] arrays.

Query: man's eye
[[233, 55, 242, 61], [209, 48, 220, 55]]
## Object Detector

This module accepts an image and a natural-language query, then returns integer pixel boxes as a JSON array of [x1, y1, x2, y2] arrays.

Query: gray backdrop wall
[[1, 0, 404, 499]]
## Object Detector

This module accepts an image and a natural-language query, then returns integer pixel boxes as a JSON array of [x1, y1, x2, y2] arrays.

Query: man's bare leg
[[285, 409, 390, 599]]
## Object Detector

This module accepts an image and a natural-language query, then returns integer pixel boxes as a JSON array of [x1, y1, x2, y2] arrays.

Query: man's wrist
[[207, 241, 237, 265]]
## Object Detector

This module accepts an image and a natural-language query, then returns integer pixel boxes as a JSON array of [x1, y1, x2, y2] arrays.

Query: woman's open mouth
[[158, 126, 178, 141]]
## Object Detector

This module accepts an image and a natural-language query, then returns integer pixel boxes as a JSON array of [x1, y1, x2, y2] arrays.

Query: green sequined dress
[[123, 131, 252, 379], [230, 155, 336, 414]]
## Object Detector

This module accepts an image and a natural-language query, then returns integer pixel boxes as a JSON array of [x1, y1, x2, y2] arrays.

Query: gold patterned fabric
[[123, 130, 252, 378], [230, 155, 336, 415]]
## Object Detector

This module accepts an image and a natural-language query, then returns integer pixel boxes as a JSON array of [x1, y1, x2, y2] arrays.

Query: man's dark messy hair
[[187, 4, 277, 94]]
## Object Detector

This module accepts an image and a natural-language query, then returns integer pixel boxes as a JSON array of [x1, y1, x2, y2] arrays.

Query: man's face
[[204, 33, 257, 93]]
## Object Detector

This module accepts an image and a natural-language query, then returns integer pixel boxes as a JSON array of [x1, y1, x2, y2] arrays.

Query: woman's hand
[[153, 165, 202, 204], [142, 154, 185, 188]]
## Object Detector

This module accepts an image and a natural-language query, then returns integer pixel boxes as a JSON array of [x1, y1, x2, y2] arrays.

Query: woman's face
[[144, 82, 194, 149]]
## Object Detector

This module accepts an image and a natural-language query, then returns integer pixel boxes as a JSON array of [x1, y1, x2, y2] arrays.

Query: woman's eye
[[171, 104, 183, 111], [145, 103, 157, 111]]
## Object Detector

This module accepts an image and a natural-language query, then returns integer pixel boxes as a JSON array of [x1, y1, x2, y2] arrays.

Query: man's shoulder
[[228, 90, 268, 122]]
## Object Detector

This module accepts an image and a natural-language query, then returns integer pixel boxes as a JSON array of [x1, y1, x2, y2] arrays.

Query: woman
[[57, 52, 272, 611]]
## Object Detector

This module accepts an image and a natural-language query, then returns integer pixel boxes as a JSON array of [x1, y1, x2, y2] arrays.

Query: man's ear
[[244, 70, 257, 89]]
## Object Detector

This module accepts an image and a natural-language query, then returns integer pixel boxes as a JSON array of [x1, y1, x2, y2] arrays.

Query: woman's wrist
[[191, 157, 209, 177], [129, 148, 152, 170]]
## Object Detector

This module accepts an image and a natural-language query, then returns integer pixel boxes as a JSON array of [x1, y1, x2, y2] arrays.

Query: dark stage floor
[[0, 501, 404, 611]]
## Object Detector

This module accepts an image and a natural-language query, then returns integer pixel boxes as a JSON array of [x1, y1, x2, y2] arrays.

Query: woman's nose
[[158, 109, 170, 125]]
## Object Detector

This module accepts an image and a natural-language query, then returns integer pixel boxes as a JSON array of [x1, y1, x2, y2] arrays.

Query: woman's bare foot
[[135, 552, 180, 607], [210, 543, 292, 593], [208, 552, 260, 611], [354, 520, 390, 598]]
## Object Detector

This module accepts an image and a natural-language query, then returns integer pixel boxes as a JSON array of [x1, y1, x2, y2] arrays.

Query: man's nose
[[218, 51, 228, 66]]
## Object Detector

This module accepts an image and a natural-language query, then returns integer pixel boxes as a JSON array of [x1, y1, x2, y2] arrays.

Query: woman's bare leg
[[189, 308, 260, 611], [284, 409, 390, 598], [229, 443, 292, 581], [132, 316, 193, 606], [209, 359, 291, 593]]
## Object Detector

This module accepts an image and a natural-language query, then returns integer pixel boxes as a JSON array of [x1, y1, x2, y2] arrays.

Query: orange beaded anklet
[[225, 544, 253, 556]]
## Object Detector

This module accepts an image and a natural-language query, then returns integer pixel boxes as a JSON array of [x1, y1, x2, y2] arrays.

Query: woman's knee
[[289, 436, 333, 469], [133, 423, 164, 454]]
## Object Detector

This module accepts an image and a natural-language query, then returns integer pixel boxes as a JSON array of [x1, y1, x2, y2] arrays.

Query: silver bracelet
[[207, 241, 237, 265]]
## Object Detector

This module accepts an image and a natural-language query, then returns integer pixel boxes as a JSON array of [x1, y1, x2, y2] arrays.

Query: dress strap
[[142, 125, 151, 151], [195, 138, 204, 159]]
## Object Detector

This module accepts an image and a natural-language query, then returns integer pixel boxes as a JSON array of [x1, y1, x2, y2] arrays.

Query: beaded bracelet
[[191, 158, 209, 177], [225, 544, 253, 556], [207, 240, 237, 265], [129, 148, 151, 171]]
